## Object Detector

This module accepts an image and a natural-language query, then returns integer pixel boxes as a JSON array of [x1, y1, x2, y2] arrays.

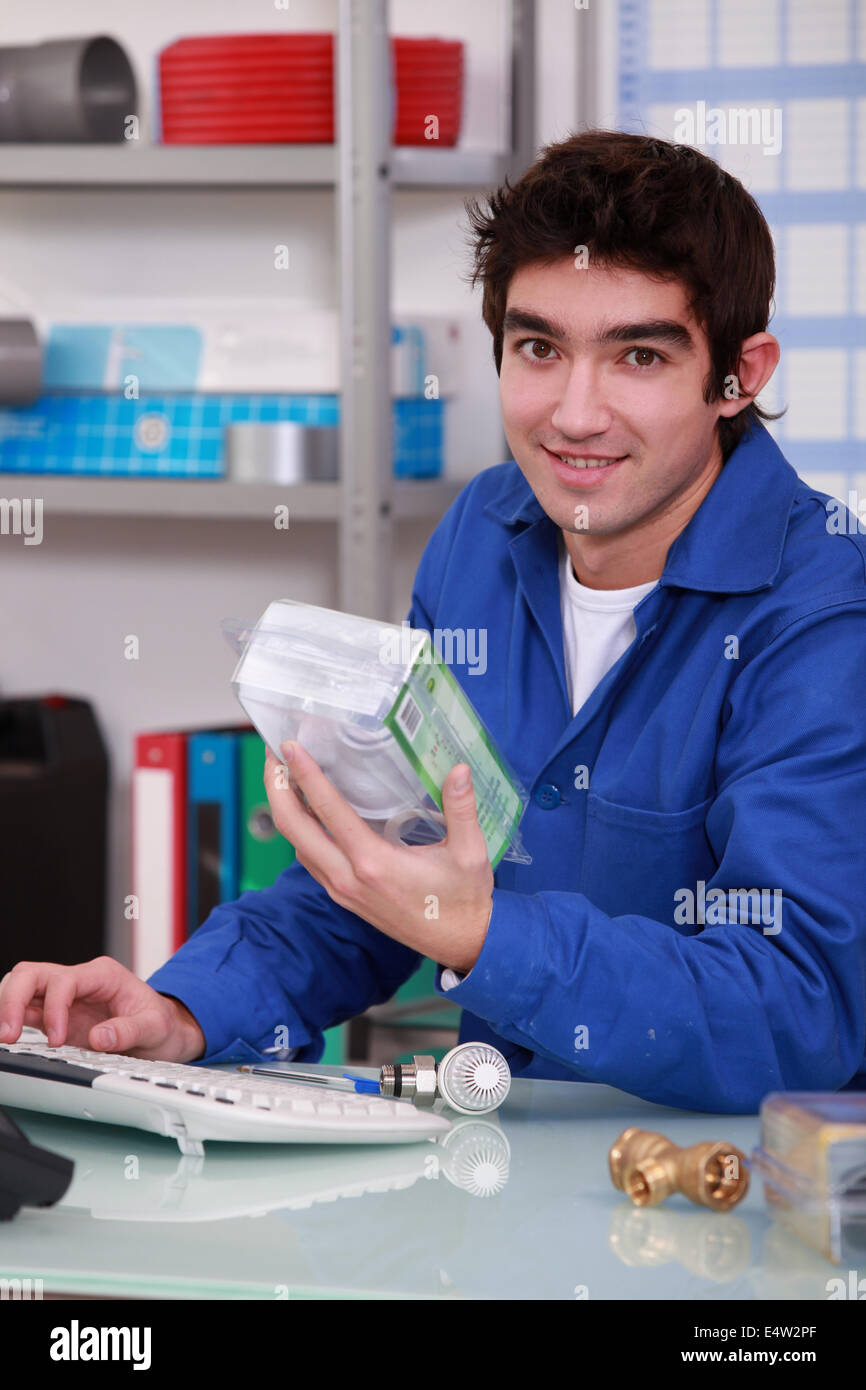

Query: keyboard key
[[290, 1097, 316, 1114]]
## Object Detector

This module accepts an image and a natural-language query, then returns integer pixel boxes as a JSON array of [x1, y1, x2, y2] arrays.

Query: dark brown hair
[[463, 129, 785, 461]]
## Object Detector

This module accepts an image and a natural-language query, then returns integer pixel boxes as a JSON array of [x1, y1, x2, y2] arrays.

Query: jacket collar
[[481, 422, 799, 595]]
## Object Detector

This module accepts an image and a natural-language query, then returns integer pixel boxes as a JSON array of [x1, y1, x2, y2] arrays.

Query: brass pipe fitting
[[609, 1127, 749, 1211]]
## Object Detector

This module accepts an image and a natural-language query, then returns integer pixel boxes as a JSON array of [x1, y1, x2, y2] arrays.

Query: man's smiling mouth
[[543, 446, 628, 471]]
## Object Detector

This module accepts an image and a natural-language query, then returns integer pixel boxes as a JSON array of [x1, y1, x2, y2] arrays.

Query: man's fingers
[[6, 1003, 50, 1039], [0, 958, 191, 1061], [279, 742, 383, 867], [41, 973, 80, 1047], [0, 963, 45, 1040], [264, 743, 351, 884], [0, 957, 126, 1045]]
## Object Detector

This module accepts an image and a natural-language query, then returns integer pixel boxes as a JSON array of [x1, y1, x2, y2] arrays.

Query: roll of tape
[[0, 318, 41, 406], [225, 423, 338, 483]]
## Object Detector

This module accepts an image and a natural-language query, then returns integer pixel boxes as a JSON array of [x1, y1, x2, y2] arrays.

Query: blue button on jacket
[[147, 422, 866, 1112]]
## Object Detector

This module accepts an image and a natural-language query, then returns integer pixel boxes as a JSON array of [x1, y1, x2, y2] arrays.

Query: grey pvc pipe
[[0, 35, 137, 142], [0, 319, 41, 406]]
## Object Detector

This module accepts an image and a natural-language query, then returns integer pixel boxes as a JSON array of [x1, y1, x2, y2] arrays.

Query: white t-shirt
[[557, 531, 658, 717], [440, 532, 658, 991]]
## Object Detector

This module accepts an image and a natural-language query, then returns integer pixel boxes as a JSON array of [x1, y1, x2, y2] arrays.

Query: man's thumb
[[90, 1013, 159, 1055], [444, 764, 480, 820]]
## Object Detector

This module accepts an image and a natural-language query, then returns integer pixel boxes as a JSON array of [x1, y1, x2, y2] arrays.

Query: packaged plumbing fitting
[[752, 1093, 866, 1265], [222, 600, 531, 869]]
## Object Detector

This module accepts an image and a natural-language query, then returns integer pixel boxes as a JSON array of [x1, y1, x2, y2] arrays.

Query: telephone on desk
[[0, 1104, 74, 1220]]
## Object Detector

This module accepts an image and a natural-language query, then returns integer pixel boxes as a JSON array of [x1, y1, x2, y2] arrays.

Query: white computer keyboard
[[0, 1028, 452, 1154]]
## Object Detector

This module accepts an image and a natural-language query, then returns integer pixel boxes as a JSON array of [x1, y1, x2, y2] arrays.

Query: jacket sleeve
[[146, 859, 424, 1065], [145, 483, 477, 1065], [435, 604, 866, 1112]]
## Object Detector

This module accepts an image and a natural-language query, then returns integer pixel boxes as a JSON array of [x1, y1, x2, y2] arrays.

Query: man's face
[[498, 257, 727, 561]]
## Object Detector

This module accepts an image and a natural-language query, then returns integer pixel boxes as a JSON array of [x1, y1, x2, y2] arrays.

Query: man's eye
[[624, 347, 662, 368], [515, 338, 557, 361]]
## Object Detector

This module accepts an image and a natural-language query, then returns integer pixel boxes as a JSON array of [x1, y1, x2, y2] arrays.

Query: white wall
[[0, 0, 579, 964]]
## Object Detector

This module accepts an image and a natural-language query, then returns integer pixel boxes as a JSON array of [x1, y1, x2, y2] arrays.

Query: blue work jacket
[[148, 421, 866, 1112]]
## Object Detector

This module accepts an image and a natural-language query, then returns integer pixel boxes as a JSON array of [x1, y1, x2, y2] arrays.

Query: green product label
[[383, 643, 522, 869]]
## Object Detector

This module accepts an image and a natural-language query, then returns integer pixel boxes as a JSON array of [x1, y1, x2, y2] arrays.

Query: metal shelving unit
[[0, 143, 515, 190], [1, 475, 463, 522], [0, 0, 537, 615]]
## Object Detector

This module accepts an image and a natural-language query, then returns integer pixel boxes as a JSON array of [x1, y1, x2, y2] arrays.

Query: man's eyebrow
[[502, 308, 695, 352]]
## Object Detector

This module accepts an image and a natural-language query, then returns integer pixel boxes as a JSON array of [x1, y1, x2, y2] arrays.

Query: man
[[2, 131, 865, 1112]]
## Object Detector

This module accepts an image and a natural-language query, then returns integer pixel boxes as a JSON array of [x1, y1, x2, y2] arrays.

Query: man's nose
[[550, 360, 613, 441]]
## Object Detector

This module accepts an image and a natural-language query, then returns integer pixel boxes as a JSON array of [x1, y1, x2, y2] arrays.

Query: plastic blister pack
[[222, 600, 531, 869], [752, 1093, 866, 1265]]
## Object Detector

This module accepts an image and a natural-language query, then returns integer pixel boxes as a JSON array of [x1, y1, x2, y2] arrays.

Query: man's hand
[[264, 741, 494, 974], [0, 956, 206, 1061]]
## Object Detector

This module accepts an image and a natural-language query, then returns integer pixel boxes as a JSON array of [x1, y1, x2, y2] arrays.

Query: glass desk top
[[1, 1062, 860, 1301]]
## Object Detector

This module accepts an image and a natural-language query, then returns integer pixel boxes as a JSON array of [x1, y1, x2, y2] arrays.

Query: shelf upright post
[[497, 0, 538, 466], [507, 0, 538, 179], [336, 0, 393, 619], [574, 0, 599, 133]]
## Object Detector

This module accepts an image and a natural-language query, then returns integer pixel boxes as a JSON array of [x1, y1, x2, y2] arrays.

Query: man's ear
[[717, 332, 781, 418]]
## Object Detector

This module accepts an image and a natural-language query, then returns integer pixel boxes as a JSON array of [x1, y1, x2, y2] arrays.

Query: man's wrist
[[443, 895, 494, 974], [161, 993, 206, 1061]]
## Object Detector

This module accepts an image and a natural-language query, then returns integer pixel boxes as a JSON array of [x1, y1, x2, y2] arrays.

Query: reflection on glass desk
[[1, 1065, 863, 1300]]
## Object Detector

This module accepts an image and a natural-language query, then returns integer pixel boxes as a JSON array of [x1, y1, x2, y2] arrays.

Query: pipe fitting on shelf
[[608, 1127, 749, 1211]]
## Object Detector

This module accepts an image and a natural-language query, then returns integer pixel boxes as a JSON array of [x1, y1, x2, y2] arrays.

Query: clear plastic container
[[222, 600, 531, 869], [752, 1092, 866, 1265]]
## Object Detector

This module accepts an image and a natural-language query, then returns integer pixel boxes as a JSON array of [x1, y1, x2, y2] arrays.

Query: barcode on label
[[396, 693, 422, 741]]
